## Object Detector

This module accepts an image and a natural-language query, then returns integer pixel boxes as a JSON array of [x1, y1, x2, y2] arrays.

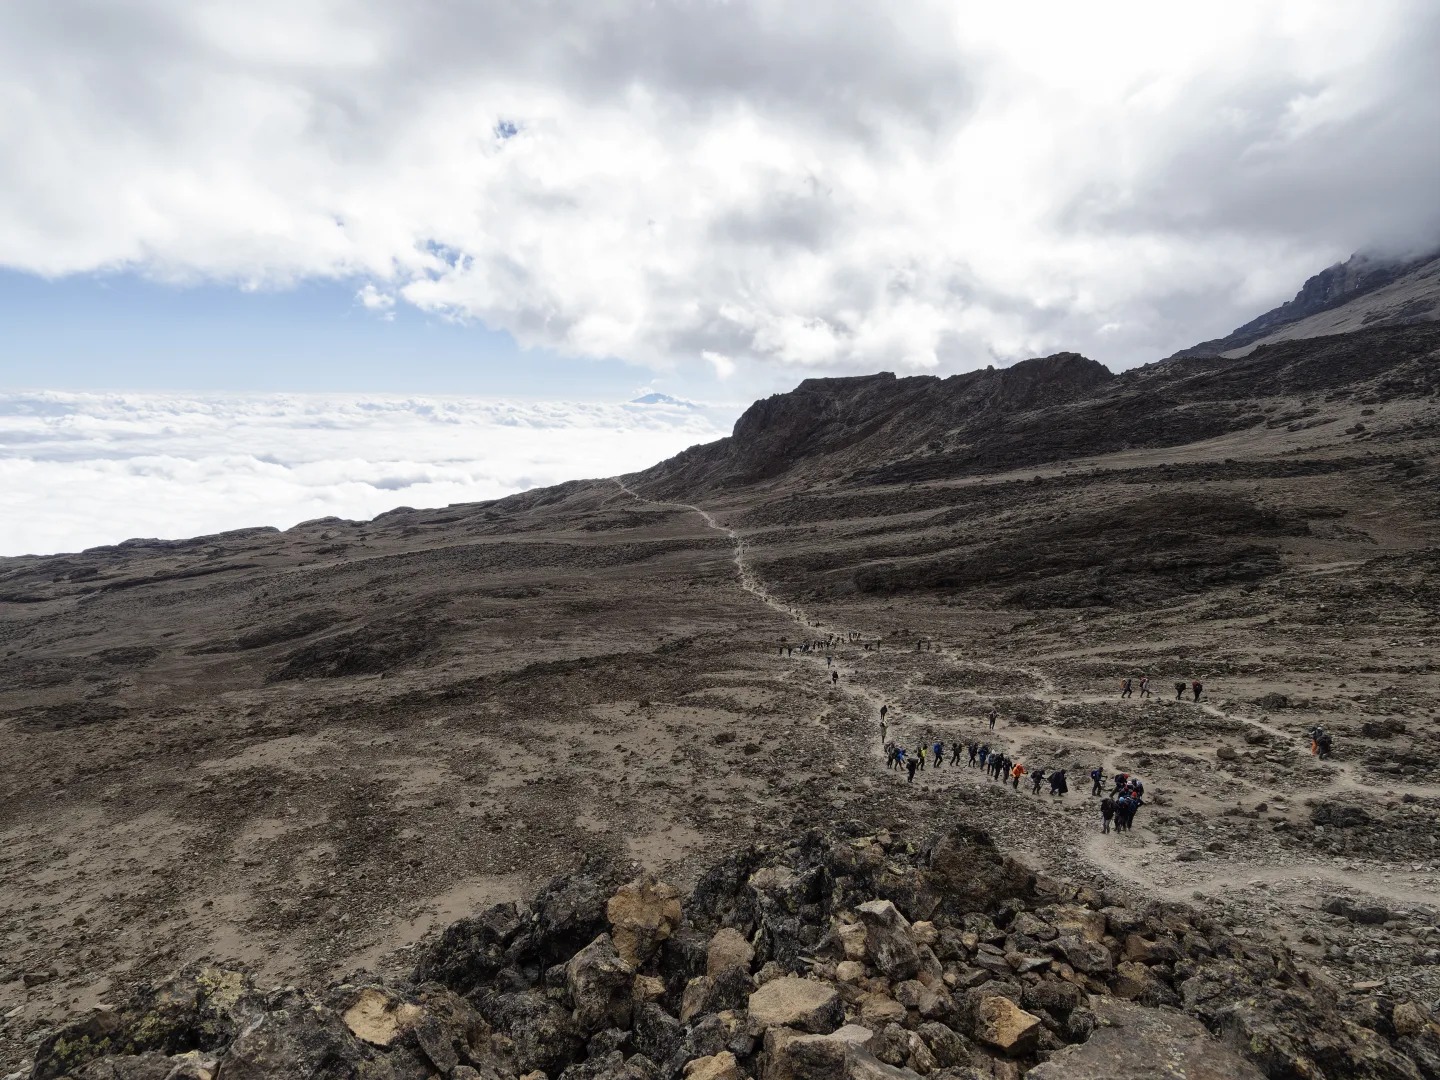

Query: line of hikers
[[880, 706, 1146, 835], [883, 738, 1070, 796], [1120, 677, 1204, 701]]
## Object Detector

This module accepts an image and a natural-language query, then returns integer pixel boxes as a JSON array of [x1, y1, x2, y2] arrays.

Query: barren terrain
[[2, 323, 1438, 1075]]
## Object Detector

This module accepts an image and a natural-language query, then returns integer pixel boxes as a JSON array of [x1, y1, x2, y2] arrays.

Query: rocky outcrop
[[31, 824, 1439, 1080]]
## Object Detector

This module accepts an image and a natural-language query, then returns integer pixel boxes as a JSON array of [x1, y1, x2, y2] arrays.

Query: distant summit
[[1174, 247, 1440, 359], [629, 392, 699, 408]]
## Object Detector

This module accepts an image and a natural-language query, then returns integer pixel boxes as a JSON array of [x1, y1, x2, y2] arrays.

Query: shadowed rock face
[[1174, 249, 1440, 359], [638, 323, 1440, 496]]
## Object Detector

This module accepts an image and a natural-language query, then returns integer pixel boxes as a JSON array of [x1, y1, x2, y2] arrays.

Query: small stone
[[633, 974, 666, 1002], [909, 921, 938, 946], [859, 995, 907, 1026], [835, 961, 866, 983], [838, 922, 868, 961], [971, 995, 1042, 1056]]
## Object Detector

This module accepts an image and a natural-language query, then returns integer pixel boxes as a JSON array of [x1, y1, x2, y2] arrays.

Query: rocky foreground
[[23, 824, 1440, 1080]]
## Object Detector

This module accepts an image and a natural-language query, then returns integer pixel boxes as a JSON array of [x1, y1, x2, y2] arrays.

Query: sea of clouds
[[0, 391, 735, 557]]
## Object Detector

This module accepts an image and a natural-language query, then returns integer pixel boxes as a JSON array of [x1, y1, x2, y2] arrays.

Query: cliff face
[[634, 324, 1440, 498], [1174, 249, 1440, 359], [636, 352, 1114, 495]]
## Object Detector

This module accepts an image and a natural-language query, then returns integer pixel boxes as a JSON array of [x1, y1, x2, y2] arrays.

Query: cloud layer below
[[0, 392, 733, 556], [2, 1, 1437, 380]]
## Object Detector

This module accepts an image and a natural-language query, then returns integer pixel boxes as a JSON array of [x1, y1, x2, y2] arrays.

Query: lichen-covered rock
[[569, 934, 637, 1036], [856, 901, 920, 981]]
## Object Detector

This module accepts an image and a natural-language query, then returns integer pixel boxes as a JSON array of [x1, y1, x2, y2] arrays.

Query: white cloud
[[0, 391, 735, 556], [0, 1, 1436, 375], [356, 283, 395, 311]]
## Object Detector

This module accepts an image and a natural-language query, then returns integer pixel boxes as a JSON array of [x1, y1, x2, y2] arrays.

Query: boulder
[[218, 989, 373, 1079], [845, 1050, 924, 1079], [915, 1021, 971, 1068], [1394, 1001, 1433, 1038], [1049, 934, 1113, 976], [632, 1001, 684, 1065], [568, 934, 636, 1036], [706, 928, 755, 976], [923, 827, 1033, 918], [480, 989, 584, 1076], [1028, 998, 1264, 1079], [969, 996, 1041, 1056], [857, 901, 921, 980], [747, 977, 843, 1034], [680, 966, 751, 1023], [684, 1050, 740, 1080], [608, 877, 683, 967]]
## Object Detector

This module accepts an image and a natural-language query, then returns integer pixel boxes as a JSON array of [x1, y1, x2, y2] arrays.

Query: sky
[[1, 0, 1438, 554]]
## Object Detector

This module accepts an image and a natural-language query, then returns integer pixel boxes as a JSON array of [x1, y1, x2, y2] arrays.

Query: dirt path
[[612, 478, 1438, 910]]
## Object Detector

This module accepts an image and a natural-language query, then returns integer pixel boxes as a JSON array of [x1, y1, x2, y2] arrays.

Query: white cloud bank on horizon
[[1, 1, 1437, 379], [0, 392, 735, 557]]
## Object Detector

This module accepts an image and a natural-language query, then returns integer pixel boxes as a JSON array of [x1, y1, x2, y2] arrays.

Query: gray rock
[[1027, 998, 1264, 1079], [568, 933, 636, 1036], [857, 901, 921, 980]]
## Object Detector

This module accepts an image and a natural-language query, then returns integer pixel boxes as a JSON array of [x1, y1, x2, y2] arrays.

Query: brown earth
[[2, 323, 1439, 1075]]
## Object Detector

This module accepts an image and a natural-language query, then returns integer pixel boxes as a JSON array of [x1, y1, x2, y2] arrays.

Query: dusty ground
[[2, 325, 1438, 1072]]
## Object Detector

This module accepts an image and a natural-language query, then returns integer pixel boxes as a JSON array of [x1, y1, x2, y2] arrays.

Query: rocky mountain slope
[[1174, 250, 1440, 360], [2, 323, 1439, 1078], [27, 826, 1440, 1080]]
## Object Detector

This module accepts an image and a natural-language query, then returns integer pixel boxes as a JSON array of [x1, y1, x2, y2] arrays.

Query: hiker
[[988, 708, 998, 730], [1139, 676, 1151, 698], [916, 743, 926, 771], [1030, 768, 1046, 795], [906, 756, 918, 784], [978, 744, 989, 768], [1318, 731, 1333, 759], [880, 720, 888, 744], [1192, 680, 1203, 702], [932, 741, 944, 767], [1101, 797, 1116, 834], [950, 741, 963, 766], [880, 704, 888, 722], [1120, 677, 1132, 699], [1090, 766, 1104, 796], [1050, 769, 1068, 796], [1175, 681, 1186, 701], [968, 742, 979, 766], [1110, 771, 1128, 795], [1010, 761, 1026, 790], [831, 670, 838, 685]]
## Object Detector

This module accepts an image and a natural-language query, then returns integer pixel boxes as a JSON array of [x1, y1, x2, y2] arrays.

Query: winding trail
[[610, 477, 1439, 907]]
